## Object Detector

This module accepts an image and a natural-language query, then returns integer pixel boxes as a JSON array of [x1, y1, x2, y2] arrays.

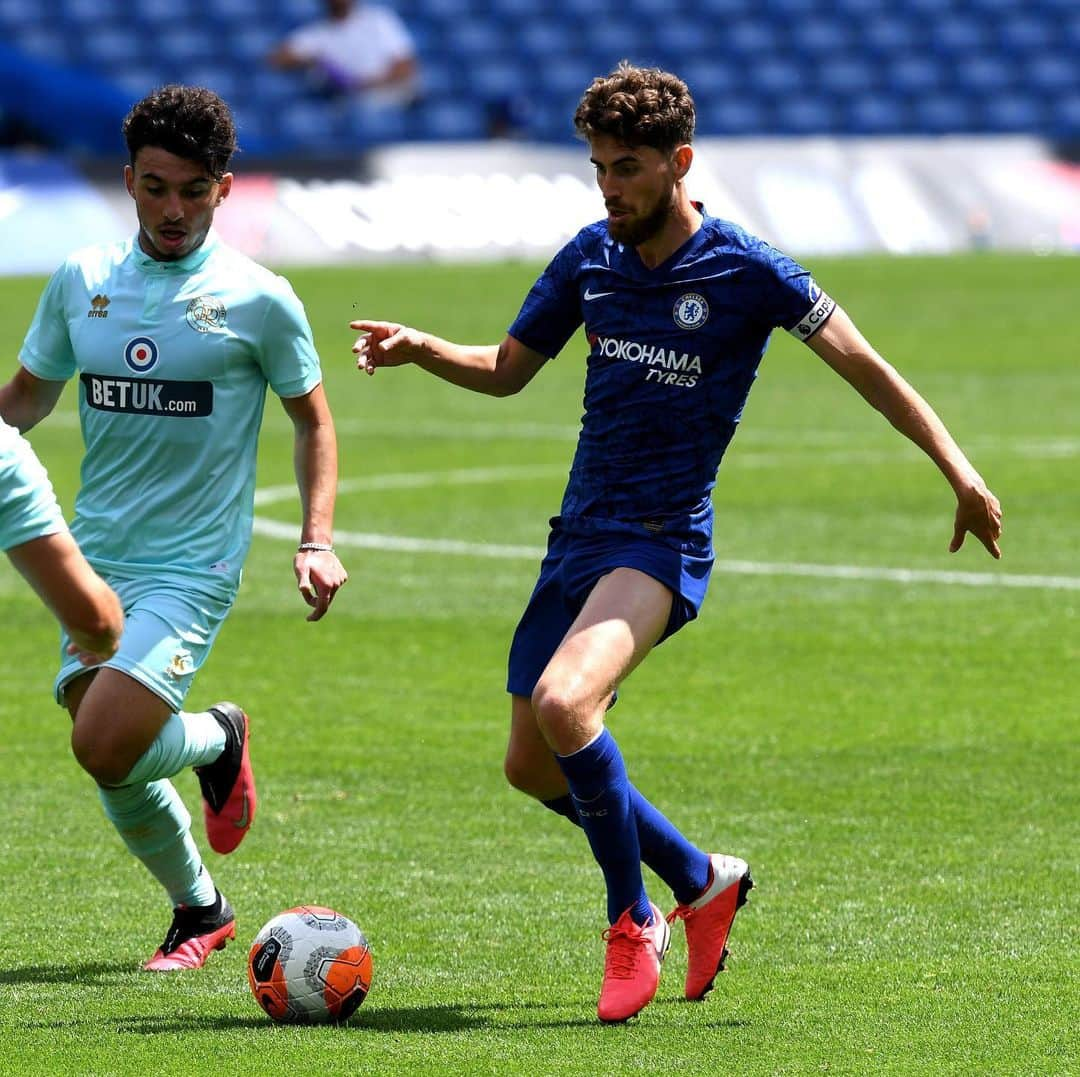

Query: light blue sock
[[122, 710, 227, 786], [98, 779, 216, 908]]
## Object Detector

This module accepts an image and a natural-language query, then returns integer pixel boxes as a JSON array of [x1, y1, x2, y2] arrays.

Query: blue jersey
[[507, 212, 835, 553], [19, 232, 322, 598]]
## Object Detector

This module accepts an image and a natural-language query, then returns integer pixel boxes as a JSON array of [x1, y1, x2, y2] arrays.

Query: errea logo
[[87, 294, 110, 319]]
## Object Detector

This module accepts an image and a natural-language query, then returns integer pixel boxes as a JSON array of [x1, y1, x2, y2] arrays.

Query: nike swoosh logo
[[584, 288, 615, 302], [234, 790, 250, 829]]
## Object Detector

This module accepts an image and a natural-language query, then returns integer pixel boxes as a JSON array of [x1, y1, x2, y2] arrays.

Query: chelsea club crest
[[673, 293, 709, 330], [185, 295, 227, 333]]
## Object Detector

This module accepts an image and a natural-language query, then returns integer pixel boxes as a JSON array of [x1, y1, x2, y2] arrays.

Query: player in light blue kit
[[0, 86, 347, 971], [1, 417, 123, 663], [351, 64, 1002, 1022]]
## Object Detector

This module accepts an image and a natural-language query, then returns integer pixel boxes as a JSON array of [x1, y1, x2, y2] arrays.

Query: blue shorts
[[506, 526, 712, 699], [0, 426, 66, 552], [55, 572, 232, 711]]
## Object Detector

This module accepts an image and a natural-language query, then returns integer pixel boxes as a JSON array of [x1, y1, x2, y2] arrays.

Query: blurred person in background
[[268, 0, 420, 109], [0, 85, 347, 973], [2, 417, 123, 664], [351, 62, 1003, 1024]]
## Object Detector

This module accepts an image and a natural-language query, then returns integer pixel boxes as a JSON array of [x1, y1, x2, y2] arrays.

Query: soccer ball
[[247, 906, 373, 1024]]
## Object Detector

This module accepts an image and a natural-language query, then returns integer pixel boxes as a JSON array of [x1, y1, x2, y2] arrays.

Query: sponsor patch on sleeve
[[788, 291, 836, 342]]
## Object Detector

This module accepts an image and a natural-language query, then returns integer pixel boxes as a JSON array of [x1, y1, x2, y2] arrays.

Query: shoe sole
[[688, 869, 754, 1002], [204, 706, 256, 855]]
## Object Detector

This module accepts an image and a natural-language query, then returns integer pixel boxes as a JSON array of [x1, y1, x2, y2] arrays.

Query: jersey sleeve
[[256, 278, 323, 398], [507, 241, 584, 359], [753, 244, 836, 342], [18, 264, 76, 381]]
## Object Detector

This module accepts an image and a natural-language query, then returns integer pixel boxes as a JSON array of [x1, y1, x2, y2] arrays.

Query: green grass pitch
[[0, 254, 1076, 1075]]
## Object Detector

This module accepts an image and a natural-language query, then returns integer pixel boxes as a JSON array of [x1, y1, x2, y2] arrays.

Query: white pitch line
[[251, 516, 1080, 591], [253, 464, 565, 507]]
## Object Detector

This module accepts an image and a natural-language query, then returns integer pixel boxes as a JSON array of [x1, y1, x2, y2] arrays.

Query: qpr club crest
[[124, 336, 159, 372], [185, 295, 227, 333], [673, 293, 709, 330]]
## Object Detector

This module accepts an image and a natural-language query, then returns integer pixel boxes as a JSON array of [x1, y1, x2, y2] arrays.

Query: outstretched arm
[[9, 532, 123, 664], [280, 383, 348, 621], [806, 305, 1002, 559], [351, 321, 547, 398]]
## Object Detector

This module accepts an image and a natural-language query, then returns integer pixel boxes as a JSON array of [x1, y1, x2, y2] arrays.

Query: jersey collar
[[130, 229, 219, 275]]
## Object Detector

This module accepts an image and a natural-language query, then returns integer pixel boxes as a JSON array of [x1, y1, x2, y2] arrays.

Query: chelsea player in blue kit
[[352, 64, 1003, 1022], [0, 87, 348, 971]]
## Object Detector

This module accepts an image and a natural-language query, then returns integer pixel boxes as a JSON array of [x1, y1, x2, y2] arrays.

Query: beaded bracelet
[[297, 542, 335, 553]]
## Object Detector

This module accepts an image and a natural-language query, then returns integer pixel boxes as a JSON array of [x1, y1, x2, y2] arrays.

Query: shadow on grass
[[109, 1002, 595, 1034], [0, 961, 138, 986]]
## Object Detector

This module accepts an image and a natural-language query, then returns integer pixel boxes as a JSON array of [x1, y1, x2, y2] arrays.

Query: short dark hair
[[123, 85, 238, 179], [573, 62, 695, 152]]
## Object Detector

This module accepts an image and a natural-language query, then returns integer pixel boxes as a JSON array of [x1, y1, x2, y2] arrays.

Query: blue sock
[[543, 788, 711, 906], [122, 711, 227, 786], [555, 729, 651, 926], [98, 779, 216, 908]]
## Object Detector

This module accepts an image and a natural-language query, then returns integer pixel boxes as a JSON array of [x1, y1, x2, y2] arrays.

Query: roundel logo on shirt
[[185, 295, 227, 333], [124, 336, 159, 373], [673, 293, 709, 330]]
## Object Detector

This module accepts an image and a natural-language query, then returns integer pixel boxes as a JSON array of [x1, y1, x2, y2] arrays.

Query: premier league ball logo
[[123, 336, 159, 373], [673, 293, 709, 330]]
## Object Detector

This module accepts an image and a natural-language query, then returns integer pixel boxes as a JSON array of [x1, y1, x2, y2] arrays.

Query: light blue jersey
[[19, 232, 321, 599], [0, 417, 66, 551]]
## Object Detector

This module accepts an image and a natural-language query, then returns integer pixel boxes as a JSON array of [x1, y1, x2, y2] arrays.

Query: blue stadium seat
[[884, 55, 947, 95], [912, 94, 977, 133], [929, 16, 989, 55], [442, 18, 506, 59], [953, 56, 1016, 95], [517, 18, 576, 59], [1024, 54, 1079, 95], [421, 100, 487, 140], [774, 98, 841, 136], [981, 94, 1046, 133], [703, 98, 770, 136], [816, 57, 878, 96], [9, 27, 78, 65], [111, 69, 161, 104], [725, 18, 784, 55], [467, 59, 522, 101], [278, 100, 339, 149], [750, 59, 804, 96], [995, 14, 1057, 53], [1049, 93, 1080, 138], [860, 16, 921, 56], [80, 27, 145, 69], [845, 95, 909, 135], [247, 70, 304, 106], [230, 27, 280, 64]]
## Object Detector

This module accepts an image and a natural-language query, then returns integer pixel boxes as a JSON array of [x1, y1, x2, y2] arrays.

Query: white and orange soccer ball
[[247, 906, 373, 1024]]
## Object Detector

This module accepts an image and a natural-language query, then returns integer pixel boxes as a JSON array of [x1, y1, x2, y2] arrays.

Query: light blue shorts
[[0, 426, 66, 552], [55, 572, 232, 711]]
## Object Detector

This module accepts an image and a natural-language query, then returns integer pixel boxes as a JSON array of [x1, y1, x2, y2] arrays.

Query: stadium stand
[[0, 0, 1078, 154]]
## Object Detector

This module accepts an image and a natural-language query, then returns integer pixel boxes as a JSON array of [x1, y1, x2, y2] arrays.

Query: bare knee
[[70, 722, 133, 786], [531, 680, 604, 757]]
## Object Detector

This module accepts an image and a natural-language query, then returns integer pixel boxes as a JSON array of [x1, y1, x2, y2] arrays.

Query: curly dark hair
[[122, 85, 238, 179], [573, 62, 695, 151]]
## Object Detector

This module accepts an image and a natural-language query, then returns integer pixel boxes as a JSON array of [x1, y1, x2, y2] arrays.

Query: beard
[[606, 194, 672, 247]]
